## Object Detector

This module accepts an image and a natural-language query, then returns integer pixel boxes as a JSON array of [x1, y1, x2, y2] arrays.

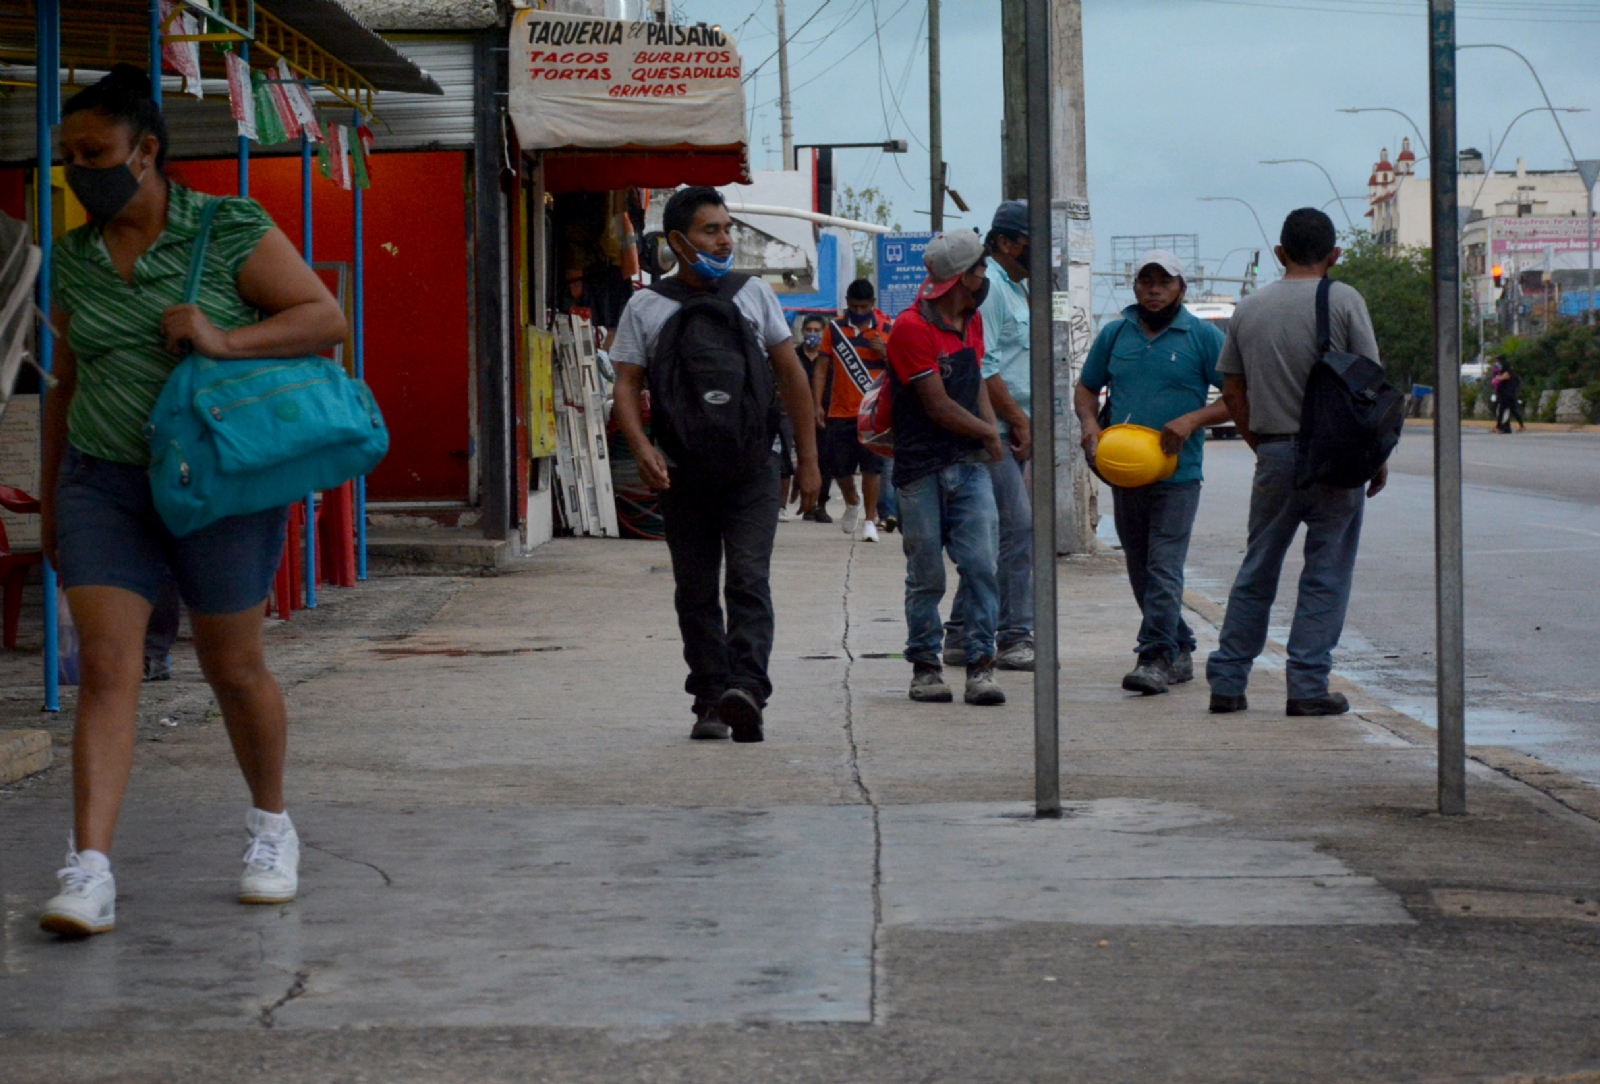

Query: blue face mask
[[688, 248, 735, 279], [802, 332, 822, 349]]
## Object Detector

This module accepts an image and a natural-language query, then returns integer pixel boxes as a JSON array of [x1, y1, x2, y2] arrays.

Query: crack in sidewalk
[[303, 841, 394, 886], [258, 968, 310, 1028], [838, 539, 885, 1025]]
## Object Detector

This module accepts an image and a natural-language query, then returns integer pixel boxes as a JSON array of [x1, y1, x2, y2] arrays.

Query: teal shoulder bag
[[148, 197, 389, 537]]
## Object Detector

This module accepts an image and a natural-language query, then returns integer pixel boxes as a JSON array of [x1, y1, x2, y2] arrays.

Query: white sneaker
[[862, 520, 880, 543], [239, 809, 300, 904], [778, 507, 793, 522], [840, 502, 863, 537], [40, 851, 116, 937]]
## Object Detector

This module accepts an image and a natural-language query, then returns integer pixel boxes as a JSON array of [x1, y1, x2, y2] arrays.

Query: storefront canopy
[[508, 9, 748, 193]]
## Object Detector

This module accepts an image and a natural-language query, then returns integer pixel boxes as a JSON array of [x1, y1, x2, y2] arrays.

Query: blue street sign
[[876, 231, 936, 317]]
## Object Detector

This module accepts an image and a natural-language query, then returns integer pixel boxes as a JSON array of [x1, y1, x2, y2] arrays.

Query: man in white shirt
[[611, 187, 820, 743]]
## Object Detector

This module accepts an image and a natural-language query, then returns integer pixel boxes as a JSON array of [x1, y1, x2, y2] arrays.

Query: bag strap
[[1316, 276, 1333, 356], [182, 197, 228, 307]]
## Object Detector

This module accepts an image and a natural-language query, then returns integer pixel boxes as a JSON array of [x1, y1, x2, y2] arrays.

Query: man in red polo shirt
[[885, 230, 1007, 708]]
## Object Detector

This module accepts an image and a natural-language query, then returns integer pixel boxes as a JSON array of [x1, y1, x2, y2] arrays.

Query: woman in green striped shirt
[[37, 67, 347, 938]]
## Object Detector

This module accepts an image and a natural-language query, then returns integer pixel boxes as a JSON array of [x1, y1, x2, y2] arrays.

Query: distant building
[[1362, 137, 1597, 332]]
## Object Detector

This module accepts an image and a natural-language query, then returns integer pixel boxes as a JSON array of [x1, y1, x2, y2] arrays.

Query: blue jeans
[[878, 465, 898, 521], [946, 454, 1033, 649], [1112, 480, 1201, 663], [1206, 441, 1365, 700], [899, 459, 999, 667]]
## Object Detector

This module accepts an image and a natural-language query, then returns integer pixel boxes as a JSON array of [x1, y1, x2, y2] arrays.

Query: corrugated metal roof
[[338, 0, 500, 31], [262, 0, 444, 95]]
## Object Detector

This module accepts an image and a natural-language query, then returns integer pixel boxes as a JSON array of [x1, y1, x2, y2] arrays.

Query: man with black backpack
[[610, 187, 821, 743], [1207, 208, 1391, 718]]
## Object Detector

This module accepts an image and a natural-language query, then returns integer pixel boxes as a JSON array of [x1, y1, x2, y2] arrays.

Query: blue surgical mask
[[847, 310, 874, 327], [688, 248, 735, 279]]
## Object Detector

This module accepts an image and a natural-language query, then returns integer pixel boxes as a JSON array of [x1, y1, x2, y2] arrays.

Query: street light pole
[[1469, 107, 1589, 214], [928, 0, 943, 231], [1577, 160, 1599, 327], [1459, 43, 1578, 168], [1196, 196, 1274, 253], [1261, 159, 1356, 230], [775, 0, 794, 170], [1338, 107, 1429, 159], [1430, 0, 1466, 816]]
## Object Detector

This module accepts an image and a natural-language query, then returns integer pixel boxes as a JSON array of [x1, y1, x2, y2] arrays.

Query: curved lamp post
[[1260, 158, 1355, 230], [1196, 196, 1274, 251], [1338, 107, 1429, 159], [1459, 43, 1578, 167], [1470, 106, 1589, 212]]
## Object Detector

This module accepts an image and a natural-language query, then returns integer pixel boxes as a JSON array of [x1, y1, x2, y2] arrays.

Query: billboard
[[1491, 216, 1599, 256], [876, 231, 936, 318]]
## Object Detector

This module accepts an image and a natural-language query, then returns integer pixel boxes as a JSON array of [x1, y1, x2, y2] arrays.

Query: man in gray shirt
[[1207, 208, 1390, 717]]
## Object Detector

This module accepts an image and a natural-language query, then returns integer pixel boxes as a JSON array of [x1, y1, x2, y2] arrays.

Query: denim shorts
[[56, 446, 289, 616]]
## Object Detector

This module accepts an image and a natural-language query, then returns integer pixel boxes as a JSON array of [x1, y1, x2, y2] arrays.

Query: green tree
[[1327, 232, 1480, 390], [836, 185, 901, 281]]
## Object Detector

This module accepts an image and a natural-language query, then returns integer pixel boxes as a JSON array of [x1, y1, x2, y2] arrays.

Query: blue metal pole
[[300, 135, 317, 607], [148, 0, 162, 108], [352, 112, 367, 581], [237, 42, 250, 197], [38, 0, 60, 712]]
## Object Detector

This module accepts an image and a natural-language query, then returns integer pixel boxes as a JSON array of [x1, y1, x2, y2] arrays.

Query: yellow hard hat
[[1095, 424, 1178, 488]]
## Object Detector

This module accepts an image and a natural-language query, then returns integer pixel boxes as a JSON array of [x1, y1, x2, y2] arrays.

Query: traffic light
[[1492, 264, 1503, 287]]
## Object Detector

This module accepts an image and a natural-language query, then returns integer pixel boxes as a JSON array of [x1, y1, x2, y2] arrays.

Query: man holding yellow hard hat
[[1075, 251, 1230, 696]]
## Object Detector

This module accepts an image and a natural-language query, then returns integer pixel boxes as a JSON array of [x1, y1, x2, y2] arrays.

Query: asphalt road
[[1106, 424, 1600, 786]]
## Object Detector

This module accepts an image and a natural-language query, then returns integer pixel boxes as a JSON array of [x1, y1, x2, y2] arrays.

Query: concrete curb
[[0, 728, 51, 784], [1181, 589, 1600, 825]]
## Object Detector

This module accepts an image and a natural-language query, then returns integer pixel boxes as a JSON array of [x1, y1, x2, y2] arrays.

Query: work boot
[[718, 688, 765, 743], [1209, 693, 1249, 714], [996, 641, 1036, 672], [143, 655, 171, 683], [1286, 692, 1350, 717], [964, 658, 1006, 706], [1170, 650, 1195, 684], [1122, 654, 1173, 696], [690, 705, 730, 740], [909, 664, 953, 703], [942, 630, 965, 667]]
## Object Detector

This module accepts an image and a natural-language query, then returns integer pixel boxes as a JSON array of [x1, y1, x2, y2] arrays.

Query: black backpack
[[646, 274, 779, 484], [1294, 278, 1405, 490]]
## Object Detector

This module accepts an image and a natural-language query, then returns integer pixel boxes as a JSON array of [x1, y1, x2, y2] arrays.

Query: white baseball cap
[[1136, 249, 1186, 278]]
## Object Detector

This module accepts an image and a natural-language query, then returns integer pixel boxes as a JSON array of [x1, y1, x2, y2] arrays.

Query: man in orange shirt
[[812, 279, 892, 542]]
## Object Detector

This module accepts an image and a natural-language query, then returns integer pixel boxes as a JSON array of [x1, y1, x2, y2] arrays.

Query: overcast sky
[[674, 0, 1600, 317]]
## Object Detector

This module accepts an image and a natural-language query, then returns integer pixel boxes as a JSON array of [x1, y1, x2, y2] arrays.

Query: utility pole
[[928, 0, 943, 230], [1000, 0, 1026, 200], [1049, 0, 1095, 555], [776, 0, 794, 169], [1577, 160, 1599, 327], [1429, 0, 1466, 815]]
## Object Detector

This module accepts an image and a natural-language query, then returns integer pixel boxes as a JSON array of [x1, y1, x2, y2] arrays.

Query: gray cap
[[918, 229, 987, 301], [1136, 249, 1186, 279]]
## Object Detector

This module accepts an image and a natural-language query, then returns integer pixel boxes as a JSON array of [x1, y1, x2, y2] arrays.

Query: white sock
[[76, 849, 110, 874], [250, 808, 292, 836]]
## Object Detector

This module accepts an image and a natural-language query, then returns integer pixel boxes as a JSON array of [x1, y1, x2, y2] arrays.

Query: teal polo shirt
[[978, 256, 1030, 432], [1080, 305, 1225, 486]]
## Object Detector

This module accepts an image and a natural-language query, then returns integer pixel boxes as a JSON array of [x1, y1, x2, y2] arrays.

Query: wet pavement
[[3, 501, 1600, 1082]]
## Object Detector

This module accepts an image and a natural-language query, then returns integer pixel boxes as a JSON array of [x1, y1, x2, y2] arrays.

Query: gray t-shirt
[[1217, 278, 1380, 435], [609, 275, 793, 369]]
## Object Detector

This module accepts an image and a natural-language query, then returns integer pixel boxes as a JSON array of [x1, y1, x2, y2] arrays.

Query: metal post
[[1429, 0, 1465, 815], [300, 135, 317, 608], [1577, 161, 1600, 326], [37, 0, 61, 713], [149, 0, 162, 108], [353, 112, 367, 581], [1025, 0, 1059, 818], [927, 0, 943, 231], [775, 0, 793, 170], [238, 42, 250, 197]]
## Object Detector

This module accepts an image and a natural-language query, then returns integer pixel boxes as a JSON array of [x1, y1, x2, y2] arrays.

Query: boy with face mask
[[814, 279, 892, 542], [885, 231, 1008, 708]]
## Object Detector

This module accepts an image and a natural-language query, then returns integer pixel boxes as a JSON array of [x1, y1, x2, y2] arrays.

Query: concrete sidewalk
[[2, 514, 1599, 1083]]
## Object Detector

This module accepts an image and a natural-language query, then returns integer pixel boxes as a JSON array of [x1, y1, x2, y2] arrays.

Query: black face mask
[[65, 154, 147, 223], [969, 277, 991, 309], [1139, 296, 1183, 332], [847, 310, 875, 327]]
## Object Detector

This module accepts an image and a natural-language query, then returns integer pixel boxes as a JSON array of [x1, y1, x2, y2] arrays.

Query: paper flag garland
[[351, 124, 373, 190], [275, 59, 322, 143], [225, 52, 257, 141], [158, 0, 204, 100], [250, 69, 288, 145], [330, 125, 352, 190]]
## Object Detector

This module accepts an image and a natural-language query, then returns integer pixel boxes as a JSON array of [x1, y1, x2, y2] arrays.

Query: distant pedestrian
[[945, 201, 1037, 671], [1207, 208, 1389, 717], [1075, 249, 1229, 696], [795, 313, 835, 522], [38, 67, 348, 937], [885, 230, 1007, 707], [814, 279, 892, 542], [1493, 360, 1525, 433], [610, 186, 821, 743]]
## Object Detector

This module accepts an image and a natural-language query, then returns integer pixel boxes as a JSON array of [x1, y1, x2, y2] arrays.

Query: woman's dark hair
[[663, 186, 726, 239], [63, 64, 169, 171], [1279, 207, 1337, 267]]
